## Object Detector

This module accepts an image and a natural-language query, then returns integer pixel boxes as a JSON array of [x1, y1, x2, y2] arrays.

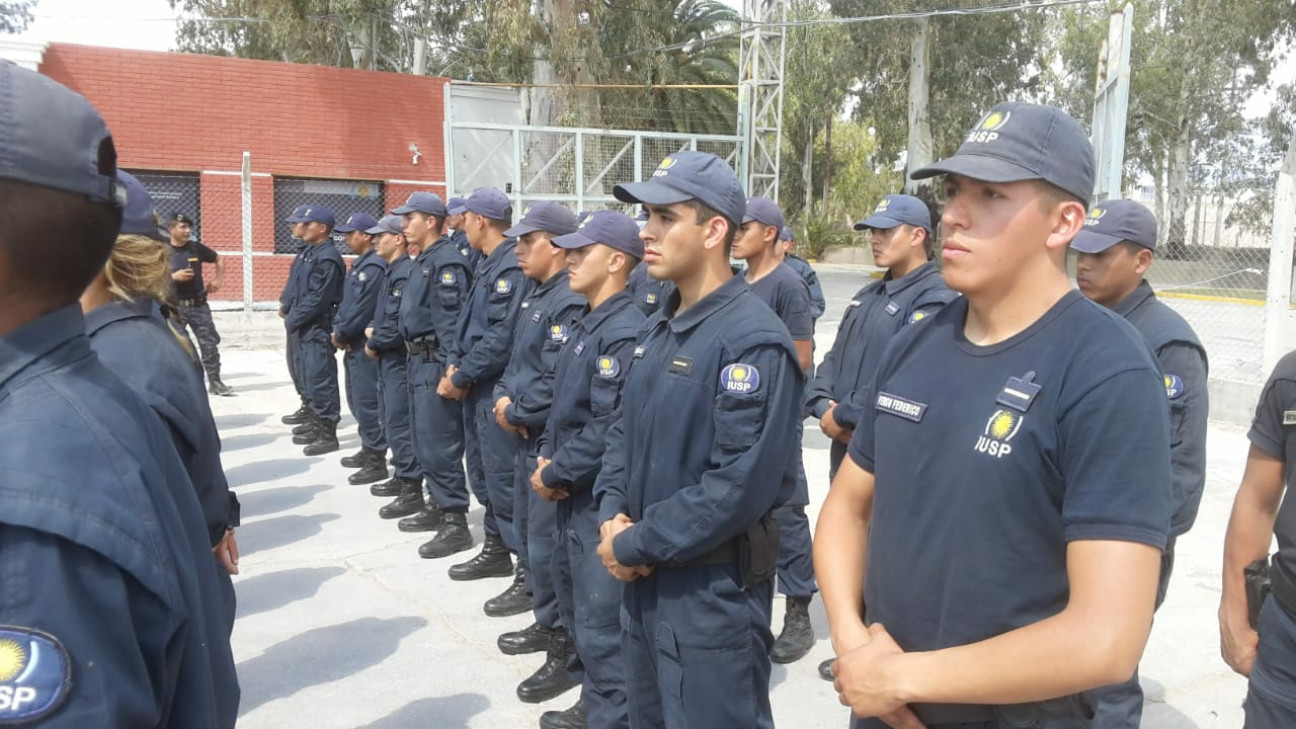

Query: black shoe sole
[[448, 561, 514, 581], [303, 442, 340, 456], [483, 596, 534, 618], [398, 517, 442, 533], [281, 413, 310, 424], [497, 637, 549, 656], [379, 502, 424, 519], [419, 535, 474, 559], [517, 677, 580, 704], [348, 470, 390, 486]]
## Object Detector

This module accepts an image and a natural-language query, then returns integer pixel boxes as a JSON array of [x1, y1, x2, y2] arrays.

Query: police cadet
[[0, 61, 238, 727], [1071, 199, 1209, 727], [447, 196, 482, 270], [1221, 354, 1296, 727], [778, 225, 826, 321], [596, 151, 804, 727], [733, 196, 821, 665], [626, 251, 674, 317], [533, 210, 647, 729], [362, 216, 426, 522], [439, 187, 534, 580], [285, 205, 345, 455], [384, 193, 478, 561], [280, 204, 313, 424], [83, 170, 243, 632], [166, 211, 234, 396], [817, 102, 1173, 729], [331, 212, 390, 485], [491, 203, 585, 704]]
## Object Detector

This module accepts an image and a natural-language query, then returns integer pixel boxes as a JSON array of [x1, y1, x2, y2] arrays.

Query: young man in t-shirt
[[816, 102, 1173, 728], [167, 212, 233, 396]]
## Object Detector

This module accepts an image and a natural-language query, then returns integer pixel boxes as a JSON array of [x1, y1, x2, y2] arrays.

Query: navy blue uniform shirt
[[847, 292, 1171, 665], [495, 269, 587, 430], [627, 263, 675, 318], [0, 306, 238, 727], [279, 243, 308, 313], [539, 291, 645, 491], [285, 240, 344, 331], [450, 238, 533, 388], [85, 299, 236, 547], [747, 262, 814, 340], [333, 248, 386, 346], [399, 235, 474, 349], [784, 254, 826, 320], [369, 256, 413, 353], [597, 276, 805, 566], [1113, 280, 1209, 537], [808, 261, 956, 426]]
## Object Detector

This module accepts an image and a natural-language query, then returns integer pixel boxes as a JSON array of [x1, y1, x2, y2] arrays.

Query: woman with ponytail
[[80, 171, 242, 635]]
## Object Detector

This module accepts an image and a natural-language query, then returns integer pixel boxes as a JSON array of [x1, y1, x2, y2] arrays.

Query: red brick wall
[[40, 43, 450, 302]]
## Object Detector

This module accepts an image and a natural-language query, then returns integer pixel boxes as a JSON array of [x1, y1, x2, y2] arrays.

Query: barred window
[[273, 177, 385, 255]]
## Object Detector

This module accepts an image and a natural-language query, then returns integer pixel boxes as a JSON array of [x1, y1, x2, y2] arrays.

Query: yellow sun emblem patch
[[0, 639, 26, 682]]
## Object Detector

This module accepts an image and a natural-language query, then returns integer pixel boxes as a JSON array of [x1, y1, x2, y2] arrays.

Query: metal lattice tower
[[738, 0, 786, 201]]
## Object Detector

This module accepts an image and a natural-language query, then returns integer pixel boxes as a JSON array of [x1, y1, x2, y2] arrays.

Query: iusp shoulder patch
[[908, 310, 928, 324], [597, 356, 620, 378], [1164, 374, 1185, 400], [495, 278, 513, 294], [549, 324, 569, 342], [440, 270, 457, 286], [720, 363, 760, 393], [0, 626, 72, 724]]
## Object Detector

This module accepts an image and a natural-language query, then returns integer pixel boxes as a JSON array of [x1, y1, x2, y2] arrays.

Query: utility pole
[[738, 0, 786, 201]]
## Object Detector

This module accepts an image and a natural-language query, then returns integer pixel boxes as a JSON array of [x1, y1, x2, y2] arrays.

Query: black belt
[[178, 295, 206, 307], [661, 538, 738, 570], [404, 337, 439, 357]]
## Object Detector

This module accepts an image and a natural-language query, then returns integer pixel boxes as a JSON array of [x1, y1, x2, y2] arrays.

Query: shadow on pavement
[[356, 694, 492, 729], [214, 412, 270, 431], [234, 566, 347, 620], [236, 616, 428, 714], [237, 512, 340, 555], [238, 484, 332, 518], [225, 457, 320, 488], [221, 432, 278, 452]]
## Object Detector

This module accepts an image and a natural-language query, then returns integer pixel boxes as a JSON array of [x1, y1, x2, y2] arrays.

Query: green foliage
[[793, 210, 859, 260]]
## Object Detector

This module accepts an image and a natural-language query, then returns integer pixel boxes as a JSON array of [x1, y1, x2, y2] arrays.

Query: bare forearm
[[814, 484, 870, 652], [1221, 492, 1279, 619]]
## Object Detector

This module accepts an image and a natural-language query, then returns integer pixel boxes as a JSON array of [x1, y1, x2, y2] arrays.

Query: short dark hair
[[681, 200, 738, 255], [0, 178, 123, 301]]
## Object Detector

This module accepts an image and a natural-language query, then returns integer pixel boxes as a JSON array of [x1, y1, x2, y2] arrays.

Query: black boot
[[291, 416, 318, 436], [818, 657, 835, 681], [378, 480, 424, 519], [540, 699, 586, 729], [281, 403, 310, 425], [398, 503, 443, 532], [517, 629, 579, 704], [419, 512, 474, 559], [291, 416, 320, 444], [347, 458, 389, 485], [370, 476, 412, 498], [341, 447, 383, 469], [208, 378, 234, 396], [447, 532, 513, 581], [484, 567, 533, 617], [498, 621, 553, 656], [770, 595, 815, 664], [303, 420, 339, 456]]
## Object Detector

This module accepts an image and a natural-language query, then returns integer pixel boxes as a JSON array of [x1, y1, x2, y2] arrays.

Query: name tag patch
[[357, 271, 368, 282], [597, 356, 620, 378], [1285, 410, 1296, 425], [1164, 374, 1185, 400], [720, 363, 760, 393], [633, 345, 646, 359], [0, 627, 71, 724], [876, 392, 927, 422], [574, 341, 585, 356], [884, 301, 900, 316], [669, 356, 694, 375], [996, 371, 1041, 413]]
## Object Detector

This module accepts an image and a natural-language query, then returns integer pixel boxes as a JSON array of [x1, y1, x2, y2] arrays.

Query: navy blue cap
[[335, 212, 379, 234], [365, 214, 404, 236], [503, 202, 579, 238], [911, 102, 1095, 205], [116, 171, 167, 242], [447, 197, 467, 216], [285, 204, 309, 223], [392, 191, 447, 217], [854, 195, 932, 233], [1071, 199, 1158, 253], [779, 225, 794, 242], [743, 197, 785, 231], [553, 210, 645, 259], [301, 206, 335, 228], [614, 151, 746, 227], [464, 187, 513, 223], [634, 208, 649, 222], [0, 62, 125, 207]]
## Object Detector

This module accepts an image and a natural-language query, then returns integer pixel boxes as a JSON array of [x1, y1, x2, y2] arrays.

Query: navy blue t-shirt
[[848, 291, 1171, 659], [747, 262, 814, 340]]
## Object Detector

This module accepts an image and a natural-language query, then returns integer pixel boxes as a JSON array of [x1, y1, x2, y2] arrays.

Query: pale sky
[[7, 0, 1289, 119]]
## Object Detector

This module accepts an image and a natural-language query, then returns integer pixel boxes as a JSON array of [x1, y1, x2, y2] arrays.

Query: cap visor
[[447, 204, 467, 215], [613, 180, 694, 207], [911, 153, 1043, 184], [285, 216, 305, 223], [390, 205, 417, 215], [853, 214, 904, 231], [502, 222, 542, 238], [552, 231, 597, 249], [334, 224, 357, 233], [1070, 230, 1122, 254]]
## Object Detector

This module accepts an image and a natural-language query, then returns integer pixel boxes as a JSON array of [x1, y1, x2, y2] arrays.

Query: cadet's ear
[[608, 250, 627, 274]]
